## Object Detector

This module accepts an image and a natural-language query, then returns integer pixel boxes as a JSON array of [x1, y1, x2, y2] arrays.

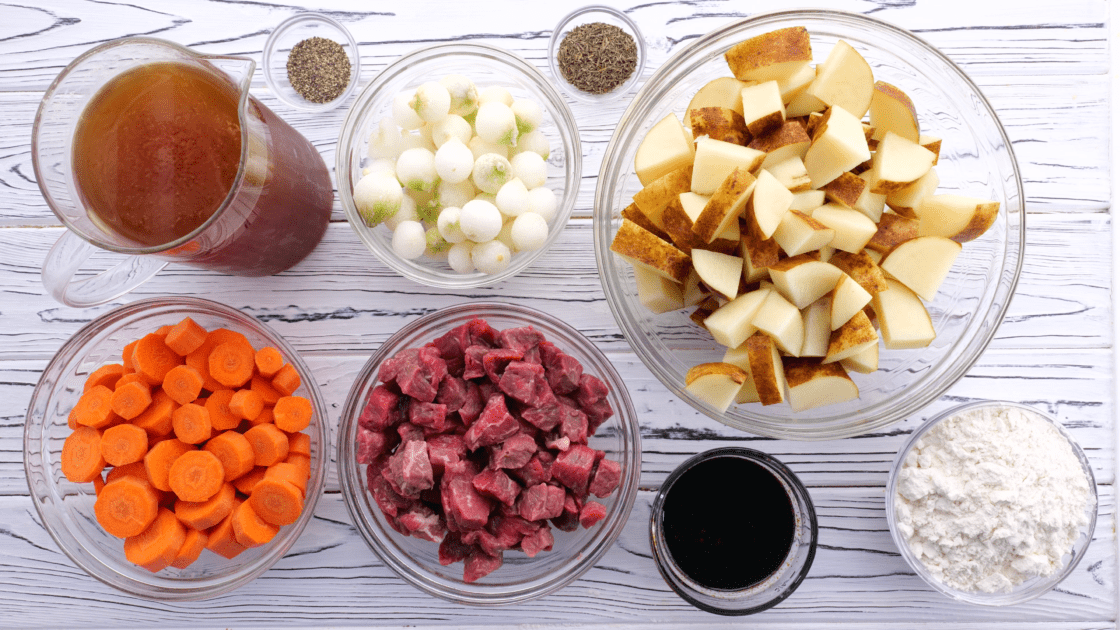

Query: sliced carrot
[[287, 431, 310, 457], [232, 466, 268, 495], [209, 341, 255, 389], [72, 385, 117, 429], [249, 478, 303, 527], [93, 473, 106, 496], [124, 507, 186, 573], [67, 406, 80, 431], [61, 426, 106, 483], [143, 438, 194, 492], [186, 328, 252, 392], [168, 450, 224, 502], [122, 340, 140, 372], [254, 347, 284, 378], [94, 476, 159, 538], [114, 372, 149, 391], [100, 423, 149, 467], [285, 453, 311, 480], [171, 403, 211, 445], [273, 396, 312, 433], [133, 333, 184, 386], [231, 500, 279, 548], [132, 389, 177, 437], [175, 481, 236, 530], [229, 389, 264, 421], [243, 423, 289, 467], [85, 364, 126, 392], [163, 365, 204, 405], [249, 407, 274, 427], [155, 325, 173, 335], [110, 381, 152, 420], [205, 498, 247, 559], [264, 462, 307, 496], [105, 461, 146, 485], [270, 364, 302, 396], [204, 389, 241, 431], [249, 375, 282, 406], [203, 430, 256, 482], [170, 528, 209, 569], [165, 317, 208, 357]]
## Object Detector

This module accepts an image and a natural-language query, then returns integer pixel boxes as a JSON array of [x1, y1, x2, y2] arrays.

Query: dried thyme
[[556, 22, 637, 95], [286, 36, 351, 103]]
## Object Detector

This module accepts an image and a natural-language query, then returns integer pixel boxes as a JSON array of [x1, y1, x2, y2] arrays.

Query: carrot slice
[[264, 462, 307, 496], [163, 365, 204, 405], [106, 461, 146, 484], [165, 317, 208, 357], [229, 389, 264, 421], [94, 476, 159, 538], [72, 385, 117, 429], [249, 478, 303, 526], [209, 341, 255, 389], [203, 430, 257, 482], [132, 389, 177, 437], [85, 364, 126, 392], [243, 423, 289, 467], [254, 347, 285, 378], [114, 372, 149, 391], [133, 333, 184, 386], [143, 439, 194, 492], [93, 473, 106, 496], [232, 466, 268, 495], [168, 450, 224, 502], [170, 528, 209, 569], [205, 498, 247, 559], [287, 431, 310, 457], [204, 389, 241, 431], [186, 329, 253, 392], [231, 500, 279, 548], [285, 453, 311, 480], [110, 381, 152, 420], [155, 325, 173, 335], [122, 340, 140, 372], [100, 423, 149, 467], [172, 403, 212, 445], [273, 396, 312, 433], [249, 376, 282, 406], [270, 364, 302, 396], [175, 482, 236, 530], [124, 507, 186, 573], [61, 426, 106, 483]]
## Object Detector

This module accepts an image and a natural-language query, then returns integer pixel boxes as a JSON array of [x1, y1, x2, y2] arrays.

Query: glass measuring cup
[[33, 37, 334, 308]]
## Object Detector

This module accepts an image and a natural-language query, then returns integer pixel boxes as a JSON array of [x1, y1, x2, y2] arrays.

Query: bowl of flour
[[886, 401, 1097, 605]]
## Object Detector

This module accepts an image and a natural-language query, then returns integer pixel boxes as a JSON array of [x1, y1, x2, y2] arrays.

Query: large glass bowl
[[337, 302, 641, 605], [337, 44, 581, 289], [593, 9, 1025, 440], [24, 297, 331, 600]]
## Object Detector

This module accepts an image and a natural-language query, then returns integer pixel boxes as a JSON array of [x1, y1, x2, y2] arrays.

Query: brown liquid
[[73, 61, 242, 247]]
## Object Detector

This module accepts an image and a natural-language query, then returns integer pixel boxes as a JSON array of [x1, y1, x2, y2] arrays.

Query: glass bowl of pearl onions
[[337, 43, 581, 288]]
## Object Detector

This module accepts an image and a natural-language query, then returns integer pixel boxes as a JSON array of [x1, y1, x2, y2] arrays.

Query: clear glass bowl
[[337, 302, 641, 605], [650, 447, 817, 615], [337, 43, 581, 289], [262, 13, 361, 112], [24, 297, 330, 600], [593, 9, 1025, 440], [547, 5, 647, 104], [885, 401, 1098, 606]]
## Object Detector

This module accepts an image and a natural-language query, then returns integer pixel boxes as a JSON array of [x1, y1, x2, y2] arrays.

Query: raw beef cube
[[442, 462, 492, 531], [463, 548, 503, 583], [492, 513, 540, 538], [540, 341, 584, 395], [438, 531, 472, 566], [458, 381, 483, 425], [356, 427, 397, 464], [521, 525, 554, 557], [512, 451, 553, 486], [409, 400, 448, 432], [463, 394, 519, 450], [359, 384, 401, 431], [433, 323, 471, 361], [436, 376, 469, 412], [576, 373, 610, 407], [397, 422, 425, 443], [497, 326, 545, 353], [472, 468, 521, 506], [489, 433, 538, 470], [543, 433, 570, 452], [589, 458, 621, 498], [377, 353, 405, 384], [383, 440, 435, 498], [517, 483, 565, 521], [367, 464, 415, 519], [462, 345, 489, 380], [554, 405, 589, 445], [584, 397, 615, 434], [521, 344, 541, 365], [489, 521, 524, 553], [558, 395, 580, 409], [579, 501, 607, 529], [521, 402, 563, 431], [477, 380, 500, 403], [498, 361, 546, 405], [427, 433, 466, 473], [551, 444, 597, 492], [483, 348, 523, 383], [398, 504, 448, 542], [468, 318, 499, 348], [383, 347, 448, 403], [551, 492, 582, 532], [462, 528, 507, 556]]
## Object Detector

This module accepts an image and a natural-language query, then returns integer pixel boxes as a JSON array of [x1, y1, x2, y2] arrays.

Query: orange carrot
[[186, 328, 252, 392], [249, 376, 282, 406], [155, 325, 173, 335], [122, 339, 140, 372], [208, 341, 255, 389], [72, 385, 117, 429], [143, 438, 194, 492], [270, 364, 302, 396], [171, 403, 211, 445], [264, 462, 307, 496], [249, 478, 303, 527], [231, 500, 279, 548], [243, 423, 289, 467], [132, 389, 177, 437], [114, 372, 149, 391], [110, 380, 152, 420], [94, 476, 159, 538], [170, 528, 209, 569], [99, 423, 149, 467], [167, 450, 224, 502], [93, 473, 106, 496], [205, 498, 247, 559], [254, 347, 284, 378], [133, 333, 184, 386], [175, 482, 236, 530], [163, 365, 204, 405], [287, 431, 310, 457], [285, 453, 311, 480], [105, 461, 146, 485], [124, 507, 186, 573], [229, 389, 263, 421], [204, 389, 241, 431], [61, 426, 106, 483], [248, 407, 274, 427], [232, 466, 268, 495], [85, 364, 126, 392], [67, 406, 80, 431], [203, 430, 256, 482], [165, 317, 208, 357], [273, 396, 312, 433]]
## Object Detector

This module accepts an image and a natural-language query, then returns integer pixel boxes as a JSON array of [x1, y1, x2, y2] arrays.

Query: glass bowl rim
[[546, 4, 647, 104], [261, 11, 362, 112]]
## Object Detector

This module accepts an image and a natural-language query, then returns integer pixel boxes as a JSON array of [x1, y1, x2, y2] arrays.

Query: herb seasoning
[[286, 36, 351, 104], [557, 22, 637, 95]]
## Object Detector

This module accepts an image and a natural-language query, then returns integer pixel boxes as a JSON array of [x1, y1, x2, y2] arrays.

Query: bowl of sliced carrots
[[24, 296, 329, 600]]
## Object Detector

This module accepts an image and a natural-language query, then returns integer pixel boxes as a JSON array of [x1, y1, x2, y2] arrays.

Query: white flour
[[893, 405, 1092, 593]]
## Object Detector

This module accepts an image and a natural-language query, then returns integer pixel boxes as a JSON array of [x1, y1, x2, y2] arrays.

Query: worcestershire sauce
[[661, 456, 795, 590]]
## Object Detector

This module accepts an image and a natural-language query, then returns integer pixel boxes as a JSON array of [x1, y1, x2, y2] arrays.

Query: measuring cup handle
[[41, 229, 168, 308]]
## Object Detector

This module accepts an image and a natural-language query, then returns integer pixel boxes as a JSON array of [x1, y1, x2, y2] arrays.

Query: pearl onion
[[510, 151, 547, 189], [447, 242, 475, 273], [527, 187, 558, 222], [391, 221, 426, 259], [495, 178, 530, 217], [511, 212, 548, 251], [437, 206, 467, 244], [472, 240, 512, 274], [458, 199, 503, 242], [434, 137, 474, 184]]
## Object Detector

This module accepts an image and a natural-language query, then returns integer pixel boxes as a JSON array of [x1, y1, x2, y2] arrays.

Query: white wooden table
[[1, 0, 1114, 627]]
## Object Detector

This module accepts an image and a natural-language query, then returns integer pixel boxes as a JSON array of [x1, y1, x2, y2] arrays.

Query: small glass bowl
[[337, 302, 641, 605], [262, 13, 361, 112], [24, 297, 330, 600], [886, 401, 1098, 606], [548, 5, 647, 104], [337, 43, 581, 289], [650, 447, 817, 615]]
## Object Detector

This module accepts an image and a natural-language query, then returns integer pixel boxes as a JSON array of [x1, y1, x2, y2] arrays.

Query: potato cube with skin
[[751, 121, 812, 170], [703, 288, 770, 348], [829, 273, 872, 330], [772, 209, 834, 257], [743, 332, 787, 406], [659, 198, 707, 253], [740, 81, 786, 137], [689, 77, 751, 116], [721, 343, 761, 403], [632, 165, 694, 231], [919, 134, 942, 164], [870, 82, 920, 143], [678, 192, 710, 220], [800, 297, 831, 357], [790, 190, 826, 213], [691, 249, 744, 300], [841, 342, 879, 374], [852, 171, 887, 222], [739, 215, 781, 280], [681, 268, 710, 307], [766, 157, 812, 192], [620, 202, 670, 242], [693, 168, 757, 243], [610, 219, 692, 283], [886, 167, 939, 219], [828, 250, 888, 295], [823, 310, 878, 364], [768, 255, 844, 309], [866, 213, 918, 254], [805, 40, 875, 119], [872, 278, 936, 349], [802, 106, 870, 188], [685, 363, 748, 412], [786, 89, 827, 118], [635, 113, 696, 186], [688, 107, 749, 146], [724, 26, 813, 83], [822, 172, 866, 210], [752, 289, 804, 356], [868, 131, 936, 195], [783, 358, 859, 412], [633, 265, 684, 314], [777, 61, 815, 104], [916, 194, 1000, 243], [691, 137, 766, 196], [879, 235, 962, 301], [748, 169, 793, 239], [812, 203, 878, 253]]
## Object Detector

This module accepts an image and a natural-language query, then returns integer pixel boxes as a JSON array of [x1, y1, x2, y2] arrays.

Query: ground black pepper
[[286, 36, 351, 104], [557, 22, 637, 95]]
